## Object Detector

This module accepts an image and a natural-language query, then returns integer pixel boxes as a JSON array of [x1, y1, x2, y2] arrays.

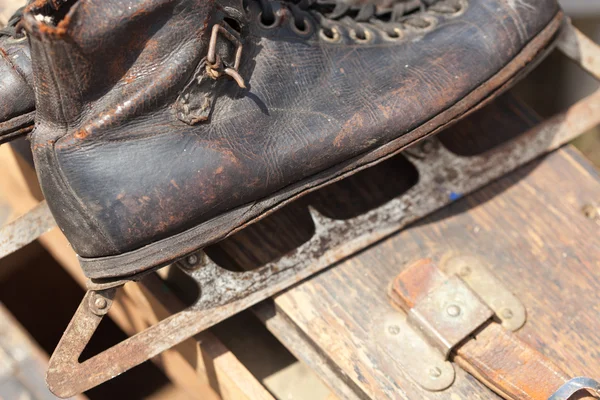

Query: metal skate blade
[[0, 201, 56, 259]]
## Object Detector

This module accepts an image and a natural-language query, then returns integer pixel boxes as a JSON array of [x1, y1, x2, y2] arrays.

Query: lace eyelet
[[349, 27, 373, 44], [319, 26, 341, 43], [383, 27, 403, 41], [290, 17, 312, 36], [445, 0, 468, 17], [403, 14, 437, 33], [430, 0, 468, 17], [258, 11, 281, 29]]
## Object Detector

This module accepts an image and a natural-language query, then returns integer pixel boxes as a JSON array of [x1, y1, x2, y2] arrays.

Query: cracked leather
[[0, 34, 35, 143], [23, 0, 559, 275]]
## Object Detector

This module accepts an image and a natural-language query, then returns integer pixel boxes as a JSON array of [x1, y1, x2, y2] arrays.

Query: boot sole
[[81, 11, 564, 280]]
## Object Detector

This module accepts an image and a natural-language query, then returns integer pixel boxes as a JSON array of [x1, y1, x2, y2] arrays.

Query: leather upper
[[0, 33, 35, 143], [24, 0, 560, 260]]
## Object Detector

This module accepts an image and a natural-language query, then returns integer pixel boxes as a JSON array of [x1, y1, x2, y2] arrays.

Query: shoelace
[[255, 0, 462, 39], [0, 7, 25, 39]]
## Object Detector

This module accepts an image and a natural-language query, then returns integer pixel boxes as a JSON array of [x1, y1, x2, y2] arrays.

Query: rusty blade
[[0, 201, 56, 258]]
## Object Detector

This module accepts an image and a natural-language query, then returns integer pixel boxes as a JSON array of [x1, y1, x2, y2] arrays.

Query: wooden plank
[[253, 147, 600, 399], [253, 301, 362, 400], [0, 145, 273, 400], [0, 303, 87, 400], [124, 276, 275, 400]]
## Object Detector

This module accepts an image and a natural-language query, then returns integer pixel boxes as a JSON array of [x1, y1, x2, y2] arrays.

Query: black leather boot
[[0, 7, 35, 144], [22, 0, 563, 279]]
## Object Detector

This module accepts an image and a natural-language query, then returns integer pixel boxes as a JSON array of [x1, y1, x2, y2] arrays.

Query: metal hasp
[[384, 256, 526, 392], [374, 313, 456, 391], [390, 259, 600, 399], [38, 22, 600, 397], [442, 254, 527, 331], [408, 276, 493, 358]]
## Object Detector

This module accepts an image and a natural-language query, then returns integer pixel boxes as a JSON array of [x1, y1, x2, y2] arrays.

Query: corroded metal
[[441, 254, 527, 331], [37, 23, 600, 397], [374, 313, 455, 391], [407, 276, 493, 358], [0, 201, 54, 259], [549, 377, 600, 400]]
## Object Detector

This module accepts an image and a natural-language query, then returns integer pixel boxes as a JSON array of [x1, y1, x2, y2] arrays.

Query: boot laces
[[255, 0, 463, 39]]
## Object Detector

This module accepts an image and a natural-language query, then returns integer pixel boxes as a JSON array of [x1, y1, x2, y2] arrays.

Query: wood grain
[[0, 303, 87, 400], [258, 147, 600, 399]]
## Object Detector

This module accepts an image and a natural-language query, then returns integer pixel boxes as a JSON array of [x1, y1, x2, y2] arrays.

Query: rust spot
[[74, 129, 88, 139], [123, 75, 137, 84], [36, 17, 70, 37], [334, 113, 365, 147]]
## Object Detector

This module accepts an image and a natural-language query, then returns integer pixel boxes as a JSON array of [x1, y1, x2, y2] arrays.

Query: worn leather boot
[[0, 7, 35, 144], [0, 0, 412, 145], [23, 0, 563, 279]]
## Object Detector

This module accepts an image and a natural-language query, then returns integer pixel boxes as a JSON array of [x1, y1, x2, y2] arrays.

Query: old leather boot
[[23, 0, 563, 279], [0, 7, 35, 144], [0, 0, 405, 145]]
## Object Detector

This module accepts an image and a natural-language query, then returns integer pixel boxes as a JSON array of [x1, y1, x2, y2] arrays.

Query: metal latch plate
[[407, 275, 493, 358], [375, 313, 455, 391], [441, 254, 527, 331]]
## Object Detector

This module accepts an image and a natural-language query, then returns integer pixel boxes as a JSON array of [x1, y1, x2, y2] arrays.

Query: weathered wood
[[125, 276, 275, 400], [254, 147, 600, 399], [253, 301, 362, 400], [0, 304, 87, 400]]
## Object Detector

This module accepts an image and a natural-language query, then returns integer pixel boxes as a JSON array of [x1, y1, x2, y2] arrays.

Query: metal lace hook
[[223, 68, 246, 88], [206, 23, 246, 88]]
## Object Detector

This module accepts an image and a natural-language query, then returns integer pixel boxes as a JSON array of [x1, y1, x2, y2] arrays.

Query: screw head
[[501, 308, 513, 320], [429, 367, 442, 378], [582, 204, 599, 220], [387, 325, 400, 335], [94, 297, 108, 310], [420, 140, 435, 154], [446, 304, 461, 317], [186, 254, 199, 266]]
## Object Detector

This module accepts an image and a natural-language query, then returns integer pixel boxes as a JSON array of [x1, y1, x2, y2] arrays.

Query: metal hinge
[[377, 254, 526, 391]]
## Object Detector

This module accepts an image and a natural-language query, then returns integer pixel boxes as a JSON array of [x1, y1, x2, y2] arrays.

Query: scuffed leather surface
[[25, 0, 559, 259], [0, 35, 34, 139]]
